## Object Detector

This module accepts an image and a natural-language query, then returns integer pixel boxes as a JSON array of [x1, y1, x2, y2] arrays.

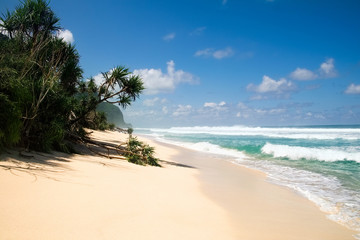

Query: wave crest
[[145, 126, 360, 140], [261, 143, 360, 162]]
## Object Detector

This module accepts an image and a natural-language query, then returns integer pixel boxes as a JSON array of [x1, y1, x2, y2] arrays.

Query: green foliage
[[127, 128, 134, 135], [108, 123, 116, 130], [0, 94, 21, 149], [125, 137, 160, 166], [96, 102, 132, 128], [0, 0, 60, 39], [71, 66, 144, 126], [90, 111, 115, 131], [0, 0, 85, 151], [0, 0, 145, 163]]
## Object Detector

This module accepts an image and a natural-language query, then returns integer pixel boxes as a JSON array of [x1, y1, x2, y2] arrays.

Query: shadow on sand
[[159, 159, 197, 169], [0, 149, 72, 182]]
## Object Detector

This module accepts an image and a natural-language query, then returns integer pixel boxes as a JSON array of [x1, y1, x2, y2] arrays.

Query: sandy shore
[[0, 130, 356, 239]]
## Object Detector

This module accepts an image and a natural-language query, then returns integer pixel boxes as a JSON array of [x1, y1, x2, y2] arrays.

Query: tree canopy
[[0, 0, 158, 166]]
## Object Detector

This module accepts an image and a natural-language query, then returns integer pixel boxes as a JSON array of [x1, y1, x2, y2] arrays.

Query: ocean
[[136, 125, 360, 238]]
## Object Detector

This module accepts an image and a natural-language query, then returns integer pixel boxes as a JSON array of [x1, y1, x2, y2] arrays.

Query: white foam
[[234, 158, 360, 234], [140, 130, 360, 236], [149, 136, 248, 160], [261, 143, 360, 163], [143, 126, 360, 140], [143, 133, 360, 236]]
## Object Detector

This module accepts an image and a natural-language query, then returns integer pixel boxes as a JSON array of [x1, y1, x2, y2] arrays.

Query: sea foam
[[138, 127, 360, 237], [146, 126, 360, 140], [261, 143, 360, 163]]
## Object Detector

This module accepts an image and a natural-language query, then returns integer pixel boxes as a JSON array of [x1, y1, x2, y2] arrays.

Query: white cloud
[[173, 105, 192, 117], [319, 58, 336, 77], [290, 68, 318, 81], [195, 48, 212, 57], [204, 102, 217, 108], [200, 101, 228, 117], [213, 48, 234, 59], [247, 75, 295, 94], [143, 97, 167, 106], [290, 58, 337, 81], [134, 60, 197, 95], [91, 68, 117, 86], [163, 32, 175, 41], [92, 72, 104, 86], [0, 22, 75, 43], [345, 83, 360, 94], [190, 27, 206, 36], [0, 20, 9, 37], [56, 29, 74, 44], [195, 47, 234, 59], [204, 101, 226, 109]]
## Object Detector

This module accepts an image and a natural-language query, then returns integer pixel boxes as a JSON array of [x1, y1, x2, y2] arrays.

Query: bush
[[125, 137, 160, 166], [0, 93, 21, 150]]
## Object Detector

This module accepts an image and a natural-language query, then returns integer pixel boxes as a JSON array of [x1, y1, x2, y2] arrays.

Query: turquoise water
[[137, 125, 360, 238]]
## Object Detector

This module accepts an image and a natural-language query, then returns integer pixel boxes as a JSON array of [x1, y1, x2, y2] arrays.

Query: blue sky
[[2, 0, 360, 127]]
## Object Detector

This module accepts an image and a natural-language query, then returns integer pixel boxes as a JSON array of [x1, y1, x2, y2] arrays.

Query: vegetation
[[0, 0, 159, 166], [97, 102, 132, 128], [126, 137, 160, 166]]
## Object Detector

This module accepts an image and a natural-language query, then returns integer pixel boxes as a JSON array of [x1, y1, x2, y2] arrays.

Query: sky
[[2, 0, 360, 127]]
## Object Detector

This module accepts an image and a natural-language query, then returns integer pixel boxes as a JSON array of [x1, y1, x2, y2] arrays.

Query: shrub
[[125, 136, 160, 166]]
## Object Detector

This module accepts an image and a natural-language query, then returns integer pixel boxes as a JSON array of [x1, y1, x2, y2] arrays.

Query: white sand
[[0, 130, 356, 239]]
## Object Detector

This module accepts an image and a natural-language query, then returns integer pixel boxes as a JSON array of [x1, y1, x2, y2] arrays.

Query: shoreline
[[0, 130, 357, 239], [140, 134, 358, 240]]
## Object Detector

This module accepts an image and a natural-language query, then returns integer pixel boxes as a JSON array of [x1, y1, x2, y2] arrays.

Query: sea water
[[136, 125, 360, 238]]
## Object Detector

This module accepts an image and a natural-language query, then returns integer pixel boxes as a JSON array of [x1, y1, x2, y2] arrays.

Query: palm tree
[[0, 0, 81, 150], [0, 0, 145, 154], [0, 0, 60, 40], [71, 66, 144, 125]]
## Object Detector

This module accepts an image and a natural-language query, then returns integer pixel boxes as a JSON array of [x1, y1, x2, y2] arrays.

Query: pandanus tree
[[71, 66, 144, 127], [0, 0, 82, 150], [0, 0, 156, 166], [0, 0, 60, 39]]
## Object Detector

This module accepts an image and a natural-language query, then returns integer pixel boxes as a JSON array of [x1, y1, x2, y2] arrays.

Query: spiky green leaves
[[99, 66, 144, 108], [0, 0, 60, 39], [126, 136, 160, 166]]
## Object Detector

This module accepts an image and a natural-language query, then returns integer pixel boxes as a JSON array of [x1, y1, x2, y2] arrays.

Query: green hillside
[[97, 103, 132, 128]]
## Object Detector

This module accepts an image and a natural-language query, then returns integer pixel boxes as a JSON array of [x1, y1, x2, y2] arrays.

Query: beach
[[0, 130, 356, 240]]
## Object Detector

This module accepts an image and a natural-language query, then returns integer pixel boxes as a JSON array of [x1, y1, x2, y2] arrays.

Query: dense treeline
[[0, 0, 159, 166]]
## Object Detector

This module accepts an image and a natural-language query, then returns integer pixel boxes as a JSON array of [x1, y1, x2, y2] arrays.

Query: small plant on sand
[[125, 136, 160, 167]]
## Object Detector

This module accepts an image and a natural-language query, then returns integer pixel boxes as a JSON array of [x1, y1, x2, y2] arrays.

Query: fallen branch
[[68, 131, 159, 166]]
